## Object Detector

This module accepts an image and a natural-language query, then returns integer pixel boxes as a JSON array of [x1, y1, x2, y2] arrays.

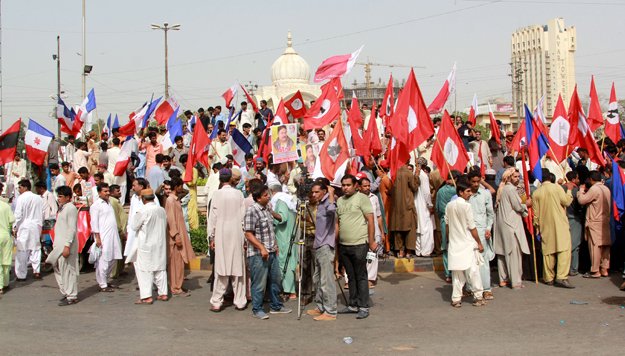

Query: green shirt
[[337, 192, 373, 246]]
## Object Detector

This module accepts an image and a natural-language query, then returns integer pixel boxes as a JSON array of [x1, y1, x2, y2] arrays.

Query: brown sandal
[[451, 301, 462, 308], [157, 295, 169, 301], [135, 298, 153, 305]]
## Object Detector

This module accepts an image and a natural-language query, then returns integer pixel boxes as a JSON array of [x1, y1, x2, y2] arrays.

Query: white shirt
[[41, 191, 58, 220], [90, 198, 122, 262], [106, 146, 127, 185], [130, 201, 167, 271], [14, 191, 44, 250], [73, 150, 91, 171], [444, 197, 478, 271]]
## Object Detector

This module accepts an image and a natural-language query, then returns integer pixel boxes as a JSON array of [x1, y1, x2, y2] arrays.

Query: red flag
[[154, 97, 179, 126], [547, 94, 570, 162], [605, 83, 623, 144], [303, 81, 341, 130], [319, 119, 350, 181], [117, 119, 136, 137], [184, 117, 212, 182], [487, 103, 501, 145], [392, 69, 435, 151], [388, 137, 410, 182], [273, 99, 290, 125], [587, 76, 604, 131], [427, 63, 456, 115], [520, 149, 535, 236], [431, 110, 470, 180], [366, 102, 383, 157], [221, 84, 238, 108], [346, 94, 367, 157], [468, 94, 478, 126], [320, 77, 344, 101], [284, 91, 307, 118], [256, 115, 274, 164], [239, 84, 259, 113], [568, 86, 606, 167], [380, 75, 395, 128], [313, 46, 363, 83], [0, 119, 21, 165], [113, 139, 133, 176]]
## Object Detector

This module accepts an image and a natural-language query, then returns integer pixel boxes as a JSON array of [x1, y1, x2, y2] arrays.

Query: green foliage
[[474, 124, 490, 140], [196, 177, 208, 186], [190, 214, 208, 254]]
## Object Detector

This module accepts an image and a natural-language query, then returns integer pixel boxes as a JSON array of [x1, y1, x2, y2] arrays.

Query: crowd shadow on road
[[378, 273, 418, 286], [183, 275, 204, 291]]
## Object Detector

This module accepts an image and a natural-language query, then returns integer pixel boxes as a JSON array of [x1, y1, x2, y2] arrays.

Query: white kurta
[[207, 185, 246, 277], [445, 197, 478, 271], [90, 198, 122, 262], [124, 194, 160, 257], [41, 191, 58, 220], [14, 191, 44, 251], [415, 170, 434, 256], [106, 146, 127, 185], [131, 202, 167, 271]]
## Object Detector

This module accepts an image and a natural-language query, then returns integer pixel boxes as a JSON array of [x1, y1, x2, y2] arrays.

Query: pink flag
[[313, 46, 363, 83], [427, 63, 456, 115], [222, 84, 238, 108]]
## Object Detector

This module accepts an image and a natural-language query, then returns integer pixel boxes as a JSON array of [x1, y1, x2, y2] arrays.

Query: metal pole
[[82, 0, 86, 98], [164, 24, 169, 99], [57, 35, 61, 138], [0, 0, 3, 131]]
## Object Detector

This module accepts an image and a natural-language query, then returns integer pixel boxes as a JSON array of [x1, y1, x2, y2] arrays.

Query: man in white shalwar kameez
[[445, 181, 485, 308], [124, 178, 159, 258], [90, 183, 122, 292], [13, 180, 44, 280], [130, 188, 168, 304], [207, 169, 247, 311], [415, 158, 434, 256], [46, 186, 79, 306]]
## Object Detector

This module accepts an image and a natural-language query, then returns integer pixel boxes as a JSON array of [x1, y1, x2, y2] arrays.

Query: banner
[[271, 123, 299, 164]]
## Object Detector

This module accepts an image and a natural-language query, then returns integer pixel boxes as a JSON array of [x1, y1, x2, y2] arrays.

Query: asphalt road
[[1, 267, 624, 355]]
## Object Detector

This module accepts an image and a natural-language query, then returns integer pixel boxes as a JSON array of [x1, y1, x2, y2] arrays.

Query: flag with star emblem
[[319, 119, 350, 181], [25, 118, 54, 166]]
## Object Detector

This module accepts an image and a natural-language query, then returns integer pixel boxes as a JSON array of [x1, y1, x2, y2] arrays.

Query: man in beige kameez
[[494, 168, 531, 289], [109, 184, 128, 279], [165, 177, 195, 296], [577, 171, 611, 278], [532, 169, 574, 288], [47, 186, 79, 305], [389, 163, 419, 257], [207, 169, 247, 311]]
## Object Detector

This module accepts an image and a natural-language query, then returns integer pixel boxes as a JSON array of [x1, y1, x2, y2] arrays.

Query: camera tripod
[[282, 199, 314, 320]]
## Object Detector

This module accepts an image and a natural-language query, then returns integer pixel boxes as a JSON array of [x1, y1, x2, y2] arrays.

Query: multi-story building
[[510, 18, 576, 120]]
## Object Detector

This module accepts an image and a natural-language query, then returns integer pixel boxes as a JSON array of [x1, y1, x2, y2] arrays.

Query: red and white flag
[[346, 94, 367, 157], [320, 77, 344, 100], [313, 45, 363, 83], [487, 103, 501, 146], [568, 86, 606, 167], [113, 139, 133, 176], [467, 94, 478, 126], [366, 101, 383, 157], [272, 99, 289, 125], [547, 94, 570, 163], [154, 96, 179, 126], [239, 84, 259, 113], [222, 84, 238, 108], [284, 90, 307, 118], [318, 119, 350, 181], [427, 62, 456, 115], [605, 83, 623, 144], [587, 76, 604, 131], [392, 68, 435, 151], [380, 75, 395, 128], [303, 81, 341, 130], [431, 110, 470, 180]]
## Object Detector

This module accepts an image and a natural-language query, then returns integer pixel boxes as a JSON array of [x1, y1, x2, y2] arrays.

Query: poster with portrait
[[271, 123, 299, 164], [299, 143, 317, 174]]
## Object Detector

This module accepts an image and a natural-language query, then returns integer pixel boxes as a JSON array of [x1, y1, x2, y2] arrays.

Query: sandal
[[582, 272, 601, 279], [100, 287, 115, 293], [135, 298, 153, 305], [499, 281, 508, 287], [157, 295, 169, 301], [451, 301, 462, 308]]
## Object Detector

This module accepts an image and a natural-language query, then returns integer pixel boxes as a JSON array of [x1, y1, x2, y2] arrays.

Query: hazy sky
[[2, 0, 625, 131]]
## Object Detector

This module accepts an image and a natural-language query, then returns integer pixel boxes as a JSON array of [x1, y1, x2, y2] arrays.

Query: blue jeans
[[248, 252, 283, 313]]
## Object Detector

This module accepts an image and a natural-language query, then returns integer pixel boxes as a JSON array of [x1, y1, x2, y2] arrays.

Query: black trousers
[[339, 243, 369, 309]]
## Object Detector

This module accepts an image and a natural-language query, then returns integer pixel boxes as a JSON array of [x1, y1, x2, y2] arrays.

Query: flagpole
[[521, 149, 538, 285], [600, 122, 607, 153]]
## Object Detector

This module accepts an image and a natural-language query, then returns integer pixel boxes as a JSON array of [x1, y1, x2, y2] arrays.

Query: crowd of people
[[0, 100, 624, 320]]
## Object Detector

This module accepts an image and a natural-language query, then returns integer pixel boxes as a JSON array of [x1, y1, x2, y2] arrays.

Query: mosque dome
[[271, 31, 310, 86]]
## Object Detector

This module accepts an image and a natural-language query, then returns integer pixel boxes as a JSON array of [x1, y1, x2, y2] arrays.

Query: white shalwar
[[14, 191, 44, 278], [130, 201, 168, 299], [414, 170, 434, 256], [90, 198, 122, 288], [366, 192, 383, 282]]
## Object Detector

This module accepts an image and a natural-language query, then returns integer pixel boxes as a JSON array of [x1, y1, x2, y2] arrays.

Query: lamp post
[[151, 22, 180, 99]]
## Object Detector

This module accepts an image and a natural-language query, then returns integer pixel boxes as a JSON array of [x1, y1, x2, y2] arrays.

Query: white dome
[[271, 31, 310, 86]]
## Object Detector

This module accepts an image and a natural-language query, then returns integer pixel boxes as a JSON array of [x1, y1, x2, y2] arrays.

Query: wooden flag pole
[[521, 149, 539, 285]]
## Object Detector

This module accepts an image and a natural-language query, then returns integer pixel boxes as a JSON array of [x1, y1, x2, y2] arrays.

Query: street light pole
[[56, 35, 61, 138], [82, 0, 86, 99], [151, 22, 180, 99]]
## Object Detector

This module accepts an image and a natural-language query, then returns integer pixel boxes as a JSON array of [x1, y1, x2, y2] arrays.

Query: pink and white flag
[[427, 62, 456, 115], [313, 45, 363, 83], [222, 84, 238, 108], [113, 139, 133, 176]]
